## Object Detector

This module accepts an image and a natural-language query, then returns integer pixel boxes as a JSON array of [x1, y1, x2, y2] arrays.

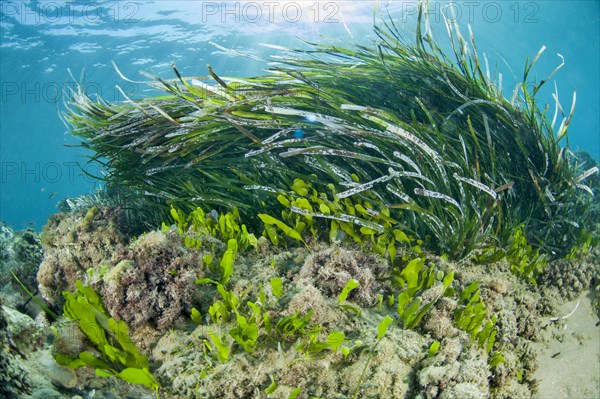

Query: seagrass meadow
[[64, 4, 598, 260]]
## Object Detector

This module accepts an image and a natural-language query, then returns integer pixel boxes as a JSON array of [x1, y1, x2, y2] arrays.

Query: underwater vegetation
[[64, 3, 598, 260], [57, 281, 159, 396], [3, 3, 600, 398]]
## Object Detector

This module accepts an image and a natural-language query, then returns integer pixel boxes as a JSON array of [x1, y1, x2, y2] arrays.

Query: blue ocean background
[[1, 0, 598, 231]]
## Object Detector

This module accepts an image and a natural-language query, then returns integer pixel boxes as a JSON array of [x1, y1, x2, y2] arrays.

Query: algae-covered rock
[[0, 223, 43, 306], [421, 296, 459, 340], [27, 204, 599, 399], [101, 230, 205, 348], [2, 305, 46, 352], [0, 299, 31, 399], [153, 307, 430, 399], [416, 335, 490, 399], [24, 212, 599, 399], [148, 241, 434, 399], [540, 252, 600, 301], [298, 246, 391, 307], [36, 207, 129, 306]]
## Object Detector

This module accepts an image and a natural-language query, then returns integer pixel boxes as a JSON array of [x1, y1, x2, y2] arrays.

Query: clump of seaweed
[[56, 281, 160, 397], [64, 2, 596, 260]]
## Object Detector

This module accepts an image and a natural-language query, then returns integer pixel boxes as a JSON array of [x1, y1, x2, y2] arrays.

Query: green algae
[[57, 281, 159, 397]]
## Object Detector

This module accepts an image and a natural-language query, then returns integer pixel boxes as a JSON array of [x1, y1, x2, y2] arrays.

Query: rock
[[2, 305, 46, 352], [0, 223, 43, 309], [36, 349, 78, 389], [24, 387, 64, 399], [37, 207, 130, 307], [0, 300, 31, 398], [298, 246, 391, 307]]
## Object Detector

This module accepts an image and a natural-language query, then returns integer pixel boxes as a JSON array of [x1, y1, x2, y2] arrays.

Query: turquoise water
[[1, 0, 598, 230]]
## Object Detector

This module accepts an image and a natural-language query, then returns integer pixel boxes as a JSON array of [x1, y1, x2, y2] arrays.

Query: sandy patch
[[535, 292, 600, 399]]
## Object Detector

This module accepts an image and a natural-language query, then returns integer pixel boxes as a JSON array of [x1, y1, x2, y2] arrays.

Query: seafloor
[[1, 207, 599, 399]]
